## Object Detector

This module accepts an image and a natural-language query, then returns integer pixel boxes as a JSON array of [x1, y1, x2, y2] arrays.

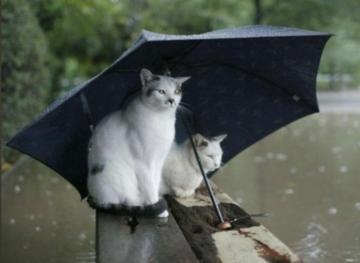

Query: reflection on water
[[1, 113, 360, 263], [1, 158, 95, 263], [214, 113, 360, 263]]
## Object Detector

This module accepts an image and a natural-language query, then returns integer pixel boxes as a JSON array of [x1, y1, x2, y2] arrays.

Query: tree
[[2, 0, 50, 163]]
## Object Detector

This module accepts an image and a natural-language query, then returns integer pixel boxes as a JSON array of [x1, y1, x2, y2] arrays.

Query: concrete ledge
[[96, 211, 198, 263], [96, 183, 301, 263], [167, 184, 302, 263]]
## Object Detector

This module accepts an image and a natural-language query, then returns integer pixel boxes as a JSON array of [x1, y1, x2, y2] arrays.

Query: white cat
[[161, 133, 227, 198], [87, 68, 190, 217]]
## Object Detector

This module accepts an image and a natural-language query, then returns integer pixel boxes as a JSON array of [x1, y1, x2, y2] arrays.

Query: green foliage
[[2, 0, 360, 164], [2, 0, 50, 162], [259, 0, 360, 89]]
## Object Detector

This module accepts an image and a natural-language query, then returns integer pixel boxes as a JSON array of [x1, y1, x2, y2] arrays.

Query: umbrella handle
[[179, 112, 231, 230]]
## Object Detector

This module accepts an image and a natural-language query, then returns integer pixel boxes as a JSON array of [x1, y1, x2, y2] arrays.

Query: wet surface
[[1, 112, 360, 263], [214, 113, 360, 263], [1, 159, 95, 263]]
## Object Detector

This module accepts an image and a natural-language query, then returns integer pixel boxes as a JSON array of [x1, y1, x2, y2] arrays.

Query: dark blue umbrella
[[7, 25, 331, 202]]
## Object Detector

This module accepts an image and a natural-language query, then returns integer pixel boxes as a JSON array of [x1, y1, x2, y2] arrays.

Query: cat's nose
[[168, 98, 175, 105]]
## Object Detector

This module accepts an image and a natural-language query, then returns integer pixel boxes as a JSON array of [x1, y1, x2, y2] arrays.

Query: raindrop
[[266, 152, 274, 159], [66, 184, 73, 191], [254, 156, 265, 163], [23, 244, 29, 250], [50, 177, 60, 184], [79, 233, 87, 241], [318, 166, 325, 173], [276, 153, 288, 161], [14, 185, 21, 193], [345, 259, 355, 262], [292, 95, 300, 102], [290, 167, 297, 174], [9, 218, 16, 225], [90, 240, 94, 245], [295, 222, 328, 261], [331, 146, 342, 154], [339, 166, 348, 173], [52, 220, 57, 226], [29, 215, 35, 220], [284, 188, 295, 195], [18, 175, 25, 182], [354, 202, 360, 211], [35, 226, 41, 232], [353, 120, 360, 128], [48, 201, 54, 207], [328, 207, 338, 216], [46, 190, 53, 196]]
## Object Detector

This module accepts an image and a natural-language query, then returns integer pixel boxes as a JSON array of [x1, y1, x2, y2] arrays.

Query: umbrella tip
[[217, 221, 232, 230]]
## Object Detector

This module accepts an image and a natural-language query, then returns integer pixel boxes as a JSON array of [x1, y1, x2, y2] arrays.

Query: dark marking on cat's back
[[91, 163, 105, 175]]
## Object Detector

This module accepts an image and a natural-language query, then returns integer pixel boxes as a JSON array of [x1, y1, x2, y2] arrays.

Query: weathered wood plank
[[167, 183, 302, 263], [96, 211, 199, 263]]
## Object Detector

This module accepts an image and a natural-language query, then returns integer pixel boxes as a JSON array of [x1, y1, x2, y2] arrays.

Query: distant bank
[[318, 90, 360, 113]]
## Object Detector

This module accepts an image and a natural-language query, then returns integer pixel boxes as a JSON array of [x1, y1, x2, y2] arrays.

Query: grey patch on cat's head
[[140, 68, 161, 89], [139, 68, 190, 111], [193, 134, 209, 148], [90, 163, 105, 175]]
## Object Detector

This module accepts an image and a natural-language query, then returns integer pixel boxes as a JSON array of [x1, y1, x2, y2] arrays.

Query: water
[[1, 159, 95, 263], [213, 113, 360, 263], [1, 113, 360, 262]]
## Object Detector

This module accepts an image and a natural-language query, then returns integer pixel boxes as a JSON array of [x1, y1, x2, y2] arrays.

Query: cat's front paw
[[157, 209, 169, 218], [173, 188, 194, 198]]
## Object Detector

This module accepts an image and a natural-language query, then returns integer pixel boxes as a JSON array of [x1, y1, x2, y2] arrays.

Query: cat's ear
[[193, 134, 208, 148], [211, 134, 227, 143], [140, 68, 158, 88], [176, 76, 191, 87]]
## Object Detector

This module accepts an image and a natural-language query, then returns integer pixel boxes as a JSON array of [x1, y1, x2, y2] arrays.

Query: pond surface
[[214, 113, 360, 263], [1, 113, 360, 263], [1, 159, 95, 263]]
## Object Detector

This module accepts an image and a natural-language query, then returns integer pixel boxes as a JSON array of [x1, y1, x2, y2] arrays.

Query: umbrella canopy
[[7, 25, 331, 199]]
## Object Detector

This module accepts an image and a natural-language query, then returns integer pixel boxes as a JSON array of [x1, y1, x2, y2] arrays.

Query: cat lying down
[[161, 133, 227, 198]]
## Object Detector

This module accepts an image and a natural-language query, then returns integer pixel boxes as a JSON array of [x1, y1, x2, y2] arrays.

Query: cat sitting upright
[[161, 133, 227, 198], [87, 68, 190, 217]]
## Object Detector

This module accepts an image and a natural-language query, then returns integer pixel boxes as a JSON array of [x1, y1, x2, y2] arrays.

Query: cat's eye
[[207, 155, 214, 159], [175, 88, 182, 95], [158, 89, 166, 94]]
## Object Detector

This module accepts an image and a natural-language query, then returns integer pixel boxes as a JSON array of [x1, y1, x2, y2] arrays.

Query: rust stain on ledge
[[238, 229, 302, 263]]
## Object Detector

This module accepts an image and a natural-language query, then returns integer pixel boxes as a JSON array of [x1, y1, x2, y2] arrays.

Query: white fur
[[87, 69, 189, 212], [161, 133, 227, 198]]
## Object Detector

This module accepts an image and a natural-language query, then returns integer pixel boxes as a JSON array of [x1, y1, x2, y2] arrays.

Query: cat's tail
[[87, 196, 168, 217]]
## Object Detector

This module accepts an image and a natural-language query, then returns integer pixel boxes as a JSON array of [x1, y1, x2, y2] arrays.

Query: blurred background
[[1, 0, 360, 262]]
